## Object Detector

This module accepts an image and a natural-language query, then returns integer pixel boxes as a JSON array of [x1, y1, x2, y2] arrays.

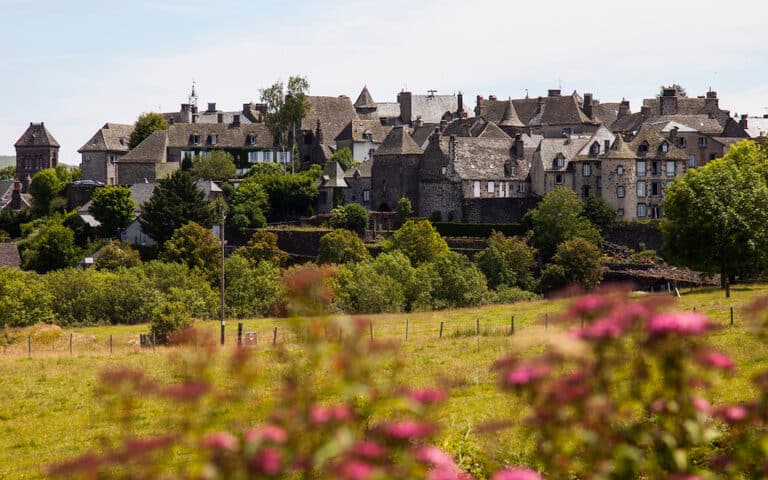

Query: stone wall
[[461, 197, 539, 223], [264, 228, 332, 258], [418, 181, 462, 221], [80, 151, 118, 184], [606, 221, 664, 252]]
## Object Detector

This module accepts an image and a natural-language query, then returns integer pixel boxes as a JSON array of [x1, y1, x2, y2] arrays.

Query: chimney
[[217, 113, 224, 123], [414, 115, 423, 127], [457, 92, 464, 117], [489, 95, 498, 101], [397, 91, 413, 124], [705, 90, 719, 112], [315, 119, 323, 144], [207, 102, 216, 113], [232, 114, 241, 127], [739, 114, 748, 130], [548, 89, 561, 97], [10, 179, 21, 210], [660, 88, 678, 115], [192, 113, 199, 124], [641, 106, 651, 117], [618, 99, 630, 117], [537, 96, 545, 114], [669, 126, 678, 142], [514, 134, 524, 159], [583, 93, 594, 119]]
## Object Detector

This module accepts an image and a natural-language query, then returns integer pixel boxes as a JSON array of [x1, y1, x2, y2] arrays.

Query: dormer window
[[554, 154, 565, 168], [247, 134, 257, 146], [363, 131, 373, 141], [638, 142, 649, 155], [659, 142, 669, 154], [590, 142, 600, 156], [191, 134, 201, 145], [209, 134, 218, 145], [678, 137, 687, 148]]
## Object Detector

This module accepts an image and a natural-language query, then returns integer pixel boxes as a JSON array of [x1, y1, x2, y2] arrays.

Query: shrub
[[385, 219, 449, 266], [372, 251, 436, 311], [0, 268, 54, 327], [94, 241, 142, 271], [551, 237, 604, 290], [142, 261, 218, 318], [236, 230, 288, 267], [431, 251, 487, 308], [329, 203, 369, 234], [317, 229, 371, 264], [333, 261, 405, 313], [150, 301, 192, 344], [160, 222, 220, 283], [395, 196, 412, 228], [485, 285, 539, 304], [475, 231, 537, 290], [224, 255, 283, 318]]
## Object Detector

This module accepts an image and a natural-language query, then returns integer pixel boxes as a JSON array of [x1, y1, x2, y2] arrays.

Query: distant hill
[[0, 156, 14, 168]]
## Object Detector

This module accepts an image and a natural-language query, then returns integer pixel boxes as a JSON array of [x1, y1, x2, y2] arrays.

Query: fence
[[0, 304, 748, 358]]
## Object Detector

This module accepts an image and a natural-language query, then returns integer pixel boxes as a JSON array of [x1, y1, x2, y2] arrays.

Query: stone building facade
[[78, 123, 133, 184], [14, 122, 60, 190], [370, 126, 422, 212]]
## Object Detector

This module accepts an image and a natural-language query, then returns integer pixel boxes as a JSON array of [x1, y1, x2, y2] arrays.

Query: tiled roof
[[410, 124, 440, 148], [354, 86, 376, 109], [375, 102, 401, 119], [335, 119, 393, 143], [301, 96, 359, 144], [499, 100, 525, 127], [606, 125, 688, 160], [78, 123, 133, 153], [375, 126, 423, 156], [528, 94, 594, 126], [442, 117, 486, 137], [407, 94, 460, 124], [15, 122, 60, 148], [482, 94, 592, 126], [538, 137, 591, 171], [118, 130, 168, 163], [0, 180, 32, 210], [317, 161, 348, 188], [477, 122, 512, 140], [345, 158, 373, 179], [0, 243, 21, 268], [592, 103, 622, 128], [446, 136, 530, 181], [653, 115, 725, 135], [130, 182, 159, 214], [165, 122, 274, 149], [193, 110, 253, 125]]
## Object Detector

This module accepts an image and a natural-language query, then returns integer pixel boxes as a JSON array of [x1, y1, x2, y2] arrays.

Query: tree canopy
[[476, 231, 537, 290], [160, 222, 220, 283], [661, 141, 768, 297], [260, 76, 312, 147], [246, 168, 318, 220], [90, 186, 135, 236], [329, 203, 369, 235], [229, 176, 269, 231], [385, 219, 449, 266], [329, 148, 355, 171], [29, 169, 62, 215], [139, 170, 214, 245], [189, 151, 237, 182], [317, 229, 371, 264], [129, 112, 168, 149]]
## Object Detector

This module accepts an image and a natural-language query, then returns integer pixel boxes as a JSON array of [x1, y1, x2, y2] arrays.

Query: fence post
[[405, 320, 409, 341], [510, 316, 515, 336], [273, 327, 278, 346], [545, 313, 548, 330], [693, 307, 696, 314], [439, 321, 444, 339], [69, 333, 73, 355], [110, 334, 113, 354], [237, 323, 243, 346], [369, 321, 373, 342], [339, 326, 342, 342], [730, 307, 734, 327], [28, 335, 31, 358], [152, 333, 156, 352], [476, 319, 480, 336]]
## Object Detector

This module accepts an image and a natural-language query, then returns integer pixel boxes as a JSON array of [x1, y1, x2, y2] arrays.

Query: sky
[[2, 0, 768, 164]]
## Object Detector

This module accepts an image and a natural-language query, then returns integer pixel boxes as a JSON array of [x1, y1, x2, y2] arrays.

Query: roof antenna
[[525, 89, 529, 99]]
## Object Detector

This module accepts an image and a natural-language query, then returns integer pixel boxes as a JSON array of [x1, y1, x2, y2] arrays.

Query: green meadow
[[2, 285, 768, 479]]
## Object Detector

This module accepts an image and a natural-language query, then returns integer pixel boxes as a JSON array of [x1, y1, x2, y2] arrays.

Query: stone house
[[352, 86, 467, 127], [334, 119, 393, 163], [316, 161, 348, 214], [370, 126, 423, 212], [78, 123, 133, 185], [14, 122, 60, 191], [298, 96, 359, 166], [344, 159, 372, 209], [530, 136, 591, 197], [115, 130, 179, 185]]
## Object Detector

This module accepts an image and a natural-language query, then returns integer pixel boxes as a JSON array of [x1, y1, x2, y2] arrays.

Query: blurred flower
[[162, 381, 210, 402], [249, 447, 282, 475], [695, 350, 735, 371], [712, 404, 750, 424], [500, 362, 551, 387], [350, 441, 386, 459], [415, 445, 456, 469], [337, 459, 373, 480], [408, 388, 448, 405], [648, 312, 711, 337], [691, 396, 711, 414], [244, 425, 288, 444], [201, 431, 239, 452], [379, 420, 436, 440], [492, 467, 542, 480]]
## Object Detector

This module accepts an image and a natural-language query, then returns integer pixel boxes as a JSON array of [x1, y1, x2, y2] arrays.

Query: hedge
[[431, 222, 527, 238]]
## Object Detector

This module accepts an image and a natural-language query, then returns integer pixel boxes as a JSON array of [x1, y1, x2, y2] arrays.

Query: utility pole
[[220, 207, 226, 346]]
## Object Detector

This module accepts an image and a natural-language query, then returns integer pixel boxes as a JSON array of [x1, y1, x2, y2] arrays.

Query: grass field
[[2, 285, 768, 478]]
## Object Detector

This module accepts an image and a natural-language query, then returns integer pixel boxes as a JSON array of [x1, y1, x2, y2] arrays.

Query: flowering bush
[[47, 275, 768, 479]]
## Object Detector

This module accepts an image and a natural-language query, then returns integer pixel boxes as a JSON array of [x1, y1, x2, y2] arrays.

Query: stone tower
[[14, 122, 60, 190]]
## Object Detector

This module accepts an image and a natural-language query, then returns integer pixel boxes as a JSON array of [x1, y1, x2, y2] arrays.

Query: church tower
[[14, 122, 60, 191]]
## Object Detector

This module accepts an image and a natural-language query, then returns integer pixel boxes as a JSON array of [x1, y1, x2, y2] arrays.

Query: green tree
[[228, 176, 269, 232], [90, 186, 135, 236], [662, 141, 768, 297], [0, 166, 15, 180], [29, 169, 62, 215], [0, 268, 54, 327], [21, 223, 79, 273], [475, 231, 537, 290], [385, 219, 449, 266], [246, 168, 318, 220], [372, 251, 437, 312], [550, 237, 604, 290], [189, 150, 237, 182], [94, 241, 142, 271], [330, 148, 355, 171], [55, 164, 73, 185], [150, 301, 193, 344], [395, 197, 413, 228], [129, 112, 169, 149], [581, 193, 617, 235], [236, 230, 288, 267], [431, 251, 488, 308], [224, 255, 282, 318], [139, 170, 214, 245], [524, 187, 602, 260], [260, 76, 312, 148], [142, 260, 218, 318], [160, 222, 220, 282], [658, 84, 688, 98], [333, 262, 405, 314], [317, 229, 371, 264], [329, 203, 369, 235]]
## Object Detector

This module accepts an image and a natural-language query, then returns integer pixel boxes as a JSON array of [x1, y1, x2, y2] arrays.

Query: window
[[637, 203, 647, 218], [363, 132, 373, 141], [582, 163, 591, 176], [473, 181, 481, 198], [554, 155, 565, 168], [363, 190, 370, 202], [617, 165, 624, 175], [637, 181, 646, 197], [660, 142, 669, 154], [562, 128, 572, 137], [590, 142, 600, 156], [247, 134, 257, 146], [636, 160, 646, 176], [368, 148, 376, 160], [617, 186, 625, 198], [263, 150, 273, 162], [209, 134, 218, 145], [510, 165, 517, 176], [488, 181, 495, 193], [555, 174, 564, 185], [581, 186, 591, 198], [688, 154, 696, 168], [617, 208, 625, 217], [517, 182, 527, 194], [639, 142, 649, 155], [709, 153, 717, 161], [651, 161, 660, 175], [441, 166, 447, 175], [678, 137, 687, 148], [191, 134, 201, 145], [651, 182, 660, 196], [248, 151, 259, 163], [698, 137, 708, 148], [304, 133, 313, 145], [666, 161, 676, 176]]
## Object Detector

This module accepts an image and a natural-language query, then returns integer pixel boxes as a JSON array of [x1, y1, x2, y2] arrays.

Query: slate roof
[[118, 130, 168, 163], [195, 179, 223, 202], [0, 243, 21, 268], [78, 123, 134, 153], [131, 182, 159, 215], [592, 103, 622, 128], [648, 120, 699, 134], [605, 125, 688, 160], [611, 111, 647, 132], [745, 117, 768, 138], [335, 119, 393, 143], [375, 126, 423, 156], [444, 136, 530, 181], [602, 134, 635, 159], [410, 124, 440, 148], [442, 117, 487, 137], [528, 94, 594, 126], [317, 161, 348, 188], [15, 122, 60, 148], [538, 137, 591, 171], [481, 94, 593, 127], [354, 86, 376, 109], [407, 94, 460, 124], [345, 158, 373, 179], [477, 122, 512, 140], [375, 102, 401, 119], [194, 110, 253, 125], [165, 122, 274, 149], [499, 100, 525, 127], [654, 115, 726, 135], [301, 96, 359, 144]]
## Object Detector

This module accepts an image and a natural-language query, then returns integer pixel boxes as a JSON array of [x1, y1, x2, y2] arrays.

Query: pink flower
[[380, 420, 436, 440], [546, 372, 589, 404], [409, 388, 448, 405], [696, 350, 736, 371], [713, 404, 750, 424], [570, 294, 608, 315], [428, 465, 474, 480], [249, 447, 282, 475], [574, 316, 626, 340], [492, 467, 542, 480], [648, 312, 711, 336], [310, 404, 351, 425], [651, 399, 667, 413], [501, 362, 551, 387], [338, 460, 374, 480], [415, 445, 457, 469], [691, 396, 711, 413], [350, 441, 386, 459], [201, 431, 239, 452], [245, 425, 288, 444]]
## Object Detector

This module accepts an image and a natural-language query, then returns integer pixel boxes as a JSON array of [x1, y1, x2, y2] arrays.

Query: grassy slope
[[1, 286, 767, 478]]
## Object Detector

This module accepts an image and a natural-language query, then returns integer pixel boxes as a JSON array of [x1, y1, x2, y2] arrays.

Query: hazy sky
[[3, 0, 767, 164]]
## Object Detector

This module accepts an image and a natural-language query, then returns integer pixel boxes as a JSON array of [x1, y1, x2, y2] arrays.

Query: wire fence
[[0, 304, 748, 359]]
